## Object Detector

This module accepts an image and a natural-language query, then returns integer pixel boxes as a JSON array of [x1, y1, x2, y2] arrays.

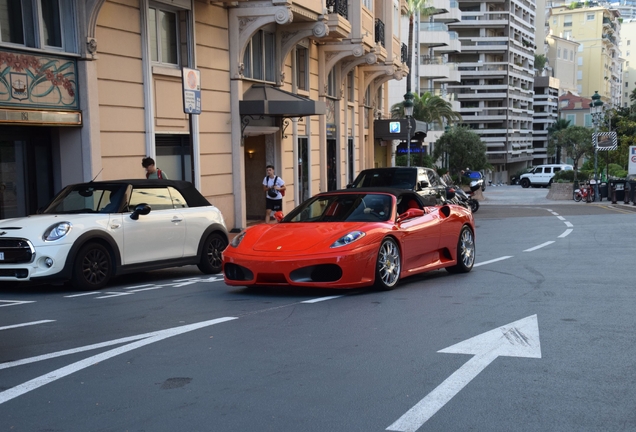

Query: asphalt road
[[1, 187, 635, 432]]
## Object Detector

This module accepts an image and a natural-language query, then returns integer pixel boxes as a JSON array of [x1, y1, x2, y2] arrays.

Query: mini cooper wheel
[[72, 243, 112, 290], [447, 226, 475, 274], [374, 238, 401, 290], [198, 233, 227, 274]]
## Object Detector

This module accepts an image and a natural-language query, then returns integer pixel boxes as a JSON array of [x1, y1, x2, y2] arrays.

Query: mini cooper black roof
[[65, 179, 211, 207]]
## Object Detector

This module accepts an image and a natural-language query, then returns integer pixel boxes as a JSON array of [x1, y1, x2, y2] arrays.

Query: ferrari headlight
[[43, 222, 72, 241], [230, 231, 247, 248], [330, 231, 365, 248]]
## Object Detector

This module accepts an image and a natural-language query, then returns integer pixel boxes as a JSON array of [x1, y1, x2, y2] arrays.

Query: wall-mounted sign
[[389, 121, 401, 133], [593, 132, 617, 151], [182, 67, 201, 115]]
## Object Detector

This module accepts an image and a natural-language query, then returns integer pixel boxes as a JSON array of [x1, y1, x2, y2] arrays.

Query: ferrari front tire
[[72, 242, 112, 290], [374, 238, 401, 290], [446, 226, 475, 274], [198, 233, 227, 274]]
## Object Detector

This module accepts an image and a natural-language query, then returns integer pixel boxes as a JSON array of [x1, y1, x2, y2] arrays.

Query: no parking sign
[[630, 146, 636, 175]]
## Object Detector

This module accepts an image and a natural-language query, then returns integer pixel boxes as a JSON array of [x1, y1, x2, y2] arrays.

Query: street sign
[[387, 315, 542, 432], [629, 146, 636, 175], [182, 67, 201, 115]]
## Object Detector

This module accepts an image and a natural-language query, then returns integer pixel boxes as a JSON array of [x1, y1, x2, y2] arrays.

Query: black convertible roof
[[316, 187, 426, 204], [69, 179, 211, 207]]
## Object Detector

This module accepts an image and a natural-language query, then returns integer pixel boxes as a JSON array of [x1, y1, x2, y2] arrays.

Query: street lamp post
[[589, 90, 604, 201], [403, 92, 414, 167]]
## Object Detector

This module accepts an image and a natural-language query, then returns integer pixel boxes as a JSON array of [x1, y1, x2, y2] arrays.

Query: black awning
[[240, 85, 326, 117], [373, 118, 428, 141]]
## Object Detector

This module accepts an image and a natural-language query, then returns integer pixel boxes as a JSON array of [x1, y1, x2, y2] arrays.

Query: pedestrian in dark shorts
[[263, 165, 286, 223]]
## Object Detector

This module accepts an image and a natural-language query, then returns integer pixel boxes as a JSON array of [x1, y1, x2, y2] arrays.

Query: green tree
[[547, 118, 571, 163], [534, 54, 547, 70], [390, 92, 462, 125], [432, 126, 487, 177], [548, 125, 593, 181]]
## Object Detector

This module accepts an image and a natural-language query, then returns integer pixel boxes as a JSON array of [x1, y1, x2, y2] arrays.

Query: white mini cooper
[[0, 180, 229, 290]]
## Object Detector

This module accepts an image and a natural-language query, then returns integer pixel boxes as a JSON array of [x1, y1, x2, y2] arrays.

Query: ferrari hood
[[251, 222, 366, 252]]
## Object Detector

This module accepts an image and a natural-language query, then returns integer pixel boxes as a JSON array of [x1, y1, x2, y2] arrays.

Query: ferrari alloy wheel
[[198, 233, 227, 274], [374, 238, 401, 290], [447, 226, 475, 274], [72, 243, 112, 290]]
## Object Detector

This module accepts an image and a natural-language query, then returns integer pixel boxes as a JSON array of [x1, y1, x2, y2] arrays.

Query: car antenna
[[90, 168, 103, 183]]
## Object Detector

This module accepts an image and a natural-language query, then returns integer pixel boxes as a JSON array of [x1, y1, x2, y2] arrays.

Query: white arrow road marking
[[473, 256, 512, 267], [0, 317, 237, 405], [0, 300, 35, 308], [523, 241, 554, 252], [387, 315, 541, 432], [0, 320, 55, 331]]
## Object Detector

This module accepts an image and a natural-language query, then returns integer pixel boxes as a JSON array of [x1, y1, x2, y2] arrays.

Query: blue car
[[463, 171, 486, 191]]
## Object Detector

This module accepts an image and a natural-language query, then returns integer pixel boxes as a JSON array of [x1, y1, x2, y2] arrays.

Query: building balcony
[[419, 57, 451, 79], [457, 62, 507, 77], [436, 1, 461, 23], [432, 31, 460, 53], [419, 22, 450, 47], [452, 12, 508, 28], [460, 37, 508, 53], [430, 0, 450, 14], [434, 63, 461, 83], [324, 0, 351, 39]]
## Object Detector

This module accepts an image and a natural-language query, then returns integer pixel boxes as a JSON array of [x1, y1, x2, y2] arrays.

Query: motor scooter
[[467, 181, 481, 213]]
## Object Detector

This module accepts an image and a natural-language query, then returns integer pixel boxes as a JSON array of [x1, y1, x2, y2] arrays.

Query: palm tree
[[391, 92, 462, 125], [404, 0, 437, 95], [547, 118, 571, 163]]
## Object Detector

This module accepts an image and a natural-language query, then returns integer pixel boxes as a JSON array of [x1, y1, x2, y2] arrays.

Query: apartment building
[[546, 34, 580, 94], [549, 4, 622, 106], [532, 75, 560, 164], [620, 20, 636, 108], [447, 0, 537, 183], [0, 0, 408, 230]]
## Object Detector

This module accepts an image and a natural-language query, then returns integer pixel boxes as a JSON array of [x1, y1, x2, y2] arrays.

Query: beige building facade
[[0, 0, 408, 230]]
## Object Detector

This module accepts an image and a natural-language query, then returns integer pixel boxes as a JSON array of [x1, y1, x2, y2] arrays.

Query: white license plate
[[0, 252, 4, 260]]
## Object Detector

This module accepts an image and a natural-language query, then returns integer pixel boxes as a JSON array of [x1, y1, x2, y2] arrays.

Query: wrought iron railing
[[375, 19, 385, 47], [401, 43, 408, 63], [326, 0, 348, 18]]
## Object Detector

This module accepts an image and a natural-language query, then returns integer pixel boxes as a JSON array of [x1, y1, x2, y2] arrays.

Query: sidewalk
[[478, 184, 636, 207]]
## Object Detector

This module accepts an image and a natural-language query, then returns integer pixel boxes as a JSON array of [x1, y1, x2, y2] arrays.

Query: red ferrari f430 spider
[[223, 188, 475, 290]]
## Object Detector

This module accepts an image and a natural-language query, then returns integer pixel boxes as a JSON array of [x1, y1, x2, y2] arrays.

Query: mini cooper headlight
[[43, 222, 72, 241], [330, 231, 365, 248], [230, 231, 247, 248]]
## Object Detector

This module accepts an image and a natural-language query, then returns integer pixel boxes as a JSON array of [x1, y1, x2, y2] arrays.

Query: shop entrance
[[327, 139, 337, 191], [0, 127, 54, 218]]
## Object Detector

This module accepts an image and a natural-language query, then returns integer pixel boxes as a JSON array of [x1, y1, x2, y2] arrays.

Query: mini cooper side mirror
[[130, 204, 151, 220]]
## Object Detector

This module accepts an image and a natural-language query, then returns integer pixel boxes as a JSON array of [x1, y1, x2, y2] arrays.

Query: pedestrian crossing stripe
[[593, 132, 618, 151]]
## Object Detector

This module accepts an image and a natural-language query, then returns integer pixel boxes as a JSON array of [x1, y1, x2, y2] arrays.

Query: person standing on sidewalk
[[263, 165, 286, 223]]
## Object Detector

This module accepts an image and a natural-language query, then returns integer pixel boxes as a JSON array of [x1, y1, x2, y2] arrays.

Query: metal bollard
[[611, 186, 617, 204], [625, 185, 630, 205]]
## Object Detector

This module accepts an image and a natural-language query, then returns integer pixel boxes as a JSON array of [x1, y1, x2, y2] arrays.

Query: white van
[[519, 164, 573, 188]]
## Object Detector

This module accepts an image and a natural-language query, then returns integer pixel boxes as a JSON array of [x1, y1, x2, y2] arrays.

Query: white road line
[[128, 286, 165, 293], [564, 221, 573, 227], [473, 256, 513, 267], [551, 212, 560, 216], [524, 241, 555, 252], [123, 284, 155, 290], [0, 300, 35, 308], [0, 317, 237, 405], [556, 216, 565, 221], [558, 229, 573, 238], [63, 292, 100, 298], [94, 292, 134, 299], [301, 296, 344, 304], [0, 320, 55, 331]]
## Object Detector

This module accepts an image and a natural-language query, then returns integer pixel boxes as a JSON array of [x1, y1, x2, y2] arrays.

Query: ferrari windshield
[[43, 184, 127, 214], [283, 193, 393, 223]]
